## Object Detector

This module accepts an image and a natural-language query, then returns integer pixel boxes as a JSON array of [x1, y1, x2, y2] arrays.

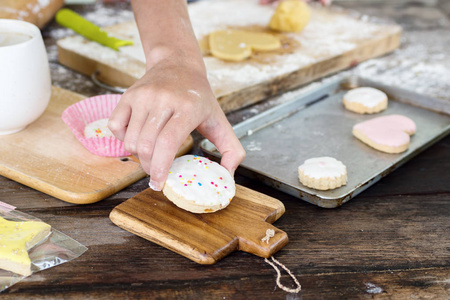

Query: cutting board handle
[[236, 222, 288, 258]]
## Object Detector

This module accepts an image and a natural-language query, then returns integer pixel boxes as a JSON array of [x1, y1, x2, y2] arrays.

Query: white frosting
[[84, 118, 114, 138], [298, 157, 346, 179], [165, 155, 236, 206], [343, 87, 387, 108]]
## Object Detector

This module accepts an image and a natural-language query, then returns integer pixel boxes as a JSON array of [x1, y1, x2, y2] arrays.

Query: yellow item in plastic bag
[[269, 0, 311, 32], [0, 217, 51, 276]]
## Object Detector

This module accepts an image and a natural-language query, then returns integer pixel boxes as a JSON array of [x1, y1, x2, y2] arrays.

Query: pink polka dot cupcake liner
[[61, 94, 130, 157]]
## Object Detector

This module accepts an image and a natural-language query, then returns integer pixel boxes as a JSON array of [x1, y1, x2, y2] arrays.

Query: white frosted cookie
[[84, 118, 114, 138], [343, 87, 388, 114], [162, 155, 236, 213], [298, 157, 347, 190]]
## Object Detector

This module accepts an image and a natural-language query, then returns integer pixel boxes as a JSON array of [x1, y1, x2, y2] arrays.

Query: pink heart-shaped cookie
[[352, 114, 416, 153]]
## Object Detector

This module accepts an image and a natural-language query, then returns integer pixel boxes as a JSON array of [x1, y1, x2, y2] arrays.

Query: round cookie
[[162, 155, 236, 214], [343, 87, 388, 114], [84, 118, 114, 138], [298, 157, 347, 190]]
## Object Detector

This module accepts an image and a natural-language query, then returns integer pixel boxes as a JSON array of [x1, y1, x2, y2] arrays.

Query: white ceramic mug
[[0, 19, 51, 135]]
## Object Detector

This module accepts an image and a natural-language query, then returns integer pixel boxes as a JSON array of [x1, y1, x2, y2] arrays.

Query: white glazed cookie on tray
[[162, 155, 236, 214], [298, 157, 347, 190], [343, 87, 388, 114]]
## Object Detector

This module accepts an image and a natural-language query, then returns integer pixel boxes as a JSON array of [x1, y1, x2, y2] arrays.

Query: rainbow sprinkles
[[163, 155, 236, 213], [84, 118, 114, 138]]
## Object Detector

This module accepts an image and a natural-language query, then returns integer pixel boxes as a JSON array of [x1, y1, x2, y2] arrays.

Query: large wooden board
[[57, 0, 401, 113], [109, 185, 288, 264], [0, 87, 193, 205]]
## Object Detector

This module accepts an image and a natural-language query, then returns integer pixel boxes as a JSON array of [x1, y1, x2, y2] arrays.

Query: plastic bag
[[0, 201, 87, 292]]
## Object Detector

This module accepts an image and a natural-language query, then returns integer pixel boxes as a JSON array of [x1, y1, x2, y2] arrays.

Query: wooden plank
[[2, 182, 448, 298], [10, 268, 447, 299], [109, 184, 288, 264], [0, 87, 193, 205], [56, 1, 402, 113]]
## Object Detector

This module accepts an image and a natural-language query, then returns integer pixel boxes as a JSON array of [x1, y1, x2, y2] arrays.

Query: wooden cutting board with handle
[[0, 86, 193, 205], [57, 0, 401, 113], [109, 185, 288, 264]]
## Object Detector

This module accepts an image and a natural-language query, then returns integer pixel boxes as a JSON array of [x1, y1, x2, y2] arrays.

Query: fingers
[[198, 109, 245, 177], [136, 109, 172, 174], [220, 145, 246, 177], [122, 108, 149, 155], [109, 91, 173, 174], [148, 117, 195, 191], [147, 105, 245, 192], [108, 101, 131, 141], [218, 131, 246, 177]]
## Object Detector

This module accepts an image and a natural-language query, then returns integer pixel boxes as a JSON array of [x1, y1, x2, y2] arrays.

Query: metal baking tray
[[200, 76, 450, 208]]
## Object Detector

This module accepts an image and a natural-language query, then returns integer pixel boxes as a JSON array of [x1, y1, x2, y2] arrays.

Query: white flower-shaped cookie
[[298, 157, 347, 190]]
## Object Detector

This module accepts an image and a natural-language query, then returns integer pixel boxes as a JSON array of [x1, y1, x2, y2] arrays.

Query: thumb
[[220, 148, 245, 177], [198, 113, 245, 176]]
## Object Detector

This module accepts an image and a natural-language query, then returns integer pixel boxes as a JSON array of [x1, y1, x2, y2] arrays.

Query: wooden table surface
[[2, 1, 449, 299]]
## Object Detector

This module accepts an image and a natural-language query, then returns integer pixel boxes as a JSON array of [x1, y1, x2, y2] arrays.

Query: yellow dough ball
[[269, 0, 311, 33]]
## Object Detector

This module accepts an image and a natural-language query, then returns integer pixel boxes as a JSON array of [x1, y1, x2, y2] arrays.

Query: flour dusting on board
[[29, 0, 50, 15], [56, 0, 393, 96], [191, 0, 385, 97], [83, 3, 134, 27], [189, 0, 274, 38], [2, 0, 50, 21]]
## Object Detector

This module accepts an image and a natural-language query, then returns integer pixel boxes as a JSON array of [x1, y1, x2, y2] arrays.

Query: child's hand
[[109, 0, 245, 191], [108, 50, 245, 191]]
